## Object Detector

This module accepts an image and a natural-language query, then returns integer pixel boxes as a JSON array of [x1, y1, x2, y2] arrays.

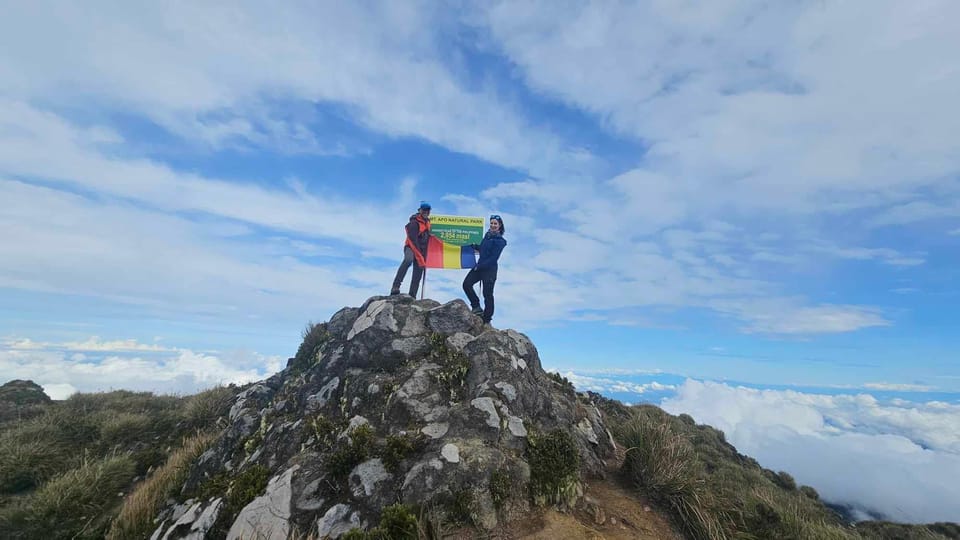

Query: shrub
[[775, 471, 797, 491], [182, 386, 235, 430], [428, 333, 470, 401], [0, 455, 136, 539], [546, 371, 575, 392], [749, 487, 858, 540], [292, 322, 330, 374], [98, 412, 153, 449], [326, 424, 375, 482], [447, 489, 474, 525], [382, 433, 426, 473], [0, 438, 66, 493], [336, 504, 419, 540], [377, 503, 419, 539], [527, 429, 580, 507], [799, 485, 820, 500], [489, 468, 512, 507], [617, 415, 728, 540], [106, 431, 217, 540]]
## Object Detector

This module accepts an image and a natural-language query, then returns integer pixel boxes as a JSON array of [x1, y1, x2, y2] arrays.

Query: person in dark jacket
[[391, 202, 432, 297], [463, 215, 507, 324]]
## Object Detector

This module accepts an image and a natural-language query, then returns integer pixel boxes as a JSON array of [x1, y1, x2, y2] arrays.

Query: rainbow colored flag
[[424, 236, 476, 269]]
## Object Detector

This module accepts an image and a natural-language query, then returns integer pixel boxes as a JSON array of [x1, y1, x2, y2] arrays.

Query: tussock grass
[[0, 455, 136, 539], [182, 385, 235, 430], [0, 385, 238, 539], [611, 404, 863, 540], [106, 431, 217, 540], [0, 438, 66, 493], [617, 415, 728, 540]]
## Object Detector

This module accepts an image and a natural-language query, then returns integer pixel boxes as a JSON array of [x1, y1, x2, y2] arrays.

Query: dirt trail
[[514, 475, 681, 540]]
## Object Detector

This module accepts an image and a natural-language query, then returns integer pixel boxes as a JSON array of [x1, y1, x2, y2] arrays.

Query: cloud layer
[[662, 380, 960, 523], [1, 338, 281, 399]]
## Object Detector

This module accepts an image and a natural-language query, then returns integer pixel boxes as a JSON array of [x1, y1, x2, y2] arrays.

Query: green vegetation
[[290, 321, 331, 374], [0, 384, 236, 540], [546, 371, 575, 392], [343, 503, 420, 539], [382, 432, 427, 473], [0, 455, 136, 539], [326, 423, 376, 482], [612, 404, 861, 540], [489, 468, 512, 507], [107, 431, 217, 540], [428, 333, 471, 401], [526, 428, 580, 507], [447, 489, 474, 525], [855, 521, 960, 540]]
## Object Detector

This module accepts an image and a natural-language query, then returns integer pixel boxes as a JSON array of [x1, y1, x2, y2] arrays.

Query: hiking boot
[[471, 305, 483, 316], [389, 289, 400, 296]]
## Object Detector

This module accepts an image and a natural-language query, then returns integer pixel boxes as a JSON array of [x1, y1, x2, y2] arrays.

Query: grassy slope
[[0, 371, 955, 540], [0, 386, 235, 539], [590, 391, 959, 540]]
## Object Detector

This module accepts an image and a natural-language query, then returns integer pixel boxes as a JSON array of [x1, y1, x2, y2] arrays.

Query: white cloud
[[0, 2, 949, 336], [556, 371, 675, 395], [0, 179, 395, 322], [862, 382, 936, 392], [662, 380, 960, 523], [41, 383, 77, 400], [0, 2, 575, 176], [713, 300, 891, 335], [483, 1, 960, 216], [0, 342, 281, 397], [4, 337, 175, 354]]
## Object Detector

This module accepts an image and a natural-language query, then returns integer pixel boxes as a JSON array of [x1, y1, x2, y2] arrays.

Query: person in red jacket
[[390, 201, 432, 297]]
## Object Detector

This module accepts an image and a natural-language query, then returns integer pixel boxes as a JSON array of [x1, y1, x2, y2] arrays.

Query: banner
[[424, 214, 484, 269]]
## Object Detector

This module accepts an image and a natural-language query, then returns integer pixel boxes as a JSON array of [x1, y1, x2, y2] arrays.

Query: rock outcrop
[[151, 295, 616, 538]]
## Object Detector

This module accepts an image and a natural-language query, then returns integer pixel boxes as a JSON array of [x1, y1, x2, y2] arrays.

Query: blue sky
[[2, 1, 960, 523]]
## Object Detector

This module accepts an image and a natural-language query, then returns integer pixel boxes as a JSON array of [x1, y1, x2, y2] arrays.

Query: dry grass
[[106, 431, 218, 540]]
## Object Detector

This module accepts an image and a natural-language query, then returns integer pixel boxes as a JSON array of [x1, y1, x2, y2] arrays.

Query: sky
[[1, 0, 958, 524]]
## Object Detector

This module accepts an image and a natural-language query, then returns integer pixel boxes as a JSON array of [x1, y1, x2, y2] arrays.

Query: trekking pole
[[421, 268, 427, 300]]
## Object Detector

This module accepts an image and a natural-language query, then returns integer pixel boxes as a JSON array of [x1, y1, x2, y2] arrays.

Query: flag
[[424, 236, 476, 269]]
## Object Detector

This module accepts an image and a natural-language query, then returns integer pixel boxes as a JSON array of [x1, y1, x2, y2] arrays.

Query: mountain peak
[[152, 295, 616, 538]]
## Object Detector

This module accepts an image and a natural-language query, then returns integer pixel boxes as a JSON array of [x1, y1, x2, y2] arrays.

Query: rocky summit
[[150, 295, 617, 539]]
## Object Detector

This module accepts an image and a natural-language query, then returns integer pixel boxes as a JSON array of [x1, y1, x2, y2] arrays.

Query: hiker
[[463, 214, 507, 325], [391, 201, 432, 297]]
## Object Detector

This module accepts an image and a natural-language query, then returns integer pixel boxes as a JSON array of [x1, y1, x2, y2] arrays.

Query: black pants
[[463, 267, 497, 323], [392, 246, 424, 297]]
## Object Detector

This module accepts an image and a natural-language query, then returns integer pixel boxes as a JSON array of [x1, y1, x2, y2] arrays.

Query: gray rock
[[148, 294, 615, 537], [426, 300, 482, 335], [316, 504, 361, 538], [349, 459, 391, 497], [295, 477, 325, 511], [421, 422, 449, 439], [226, 466, 297, 540], [446, 332, 476, 351], [471, 397, 500, 428], [495, 381, 517, 401], [347, 299, 397, 340], [306, 376, 340, 410], [577, 418, 599, 445], [507, 416, 527, 437], [441, 443, 460, 463]]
